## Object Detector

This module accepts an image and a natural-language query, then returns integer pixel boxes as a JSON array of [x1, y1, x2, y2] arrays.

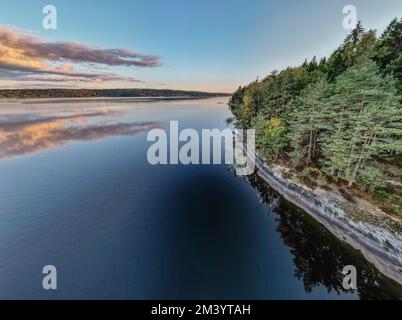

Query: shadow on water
[[245, 172, 402, 300], [1, 97, 400, 299]]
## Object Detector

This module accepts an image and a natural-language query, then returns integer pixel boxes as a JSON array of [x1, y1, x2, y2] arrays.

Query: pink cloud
[[0, 26, 161, 84]]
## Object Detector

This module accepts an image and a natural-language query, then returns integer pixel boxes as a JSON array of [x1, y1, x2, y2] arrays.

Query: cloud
[[0, 70, 144, 83], [0, 26, 162, 84], [0, 110, 114, 128]]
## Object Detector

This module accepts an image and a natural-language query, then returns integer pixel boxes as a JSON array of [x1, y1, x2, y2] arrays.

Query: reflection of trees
[[247, 173, 402, 300]]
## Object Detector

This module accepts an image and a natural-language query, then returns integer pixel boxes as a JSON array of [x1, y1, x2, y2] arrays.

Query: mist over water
[[0, 97, 400, 299]]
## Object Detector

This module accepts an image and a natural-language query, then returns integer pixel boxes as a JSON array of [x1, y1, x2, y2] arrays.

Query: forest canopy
[[229, 19, 402, 193]]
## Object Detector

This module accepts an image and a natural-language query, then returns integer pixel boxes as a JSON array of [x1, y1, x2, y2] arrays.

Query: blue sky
[[0, 0, 401, 92]]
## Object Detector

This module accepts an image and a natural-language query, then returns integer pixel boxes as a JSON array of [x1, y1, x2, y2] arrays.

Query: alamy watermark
[[342, 265, 357, 290], [342, 5, 357, 30], [42, 265, 57, 290], [42, 4, 57, 30], [146, 121, 255, 176]]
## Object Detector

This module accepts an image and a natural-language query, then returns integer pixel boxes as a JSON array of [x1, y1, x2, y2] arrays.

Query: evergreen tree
[[321, 59, 401, 187], [288, 78, 330, 165], [229, 17, 401, 192], [374, 18, 402, 70]]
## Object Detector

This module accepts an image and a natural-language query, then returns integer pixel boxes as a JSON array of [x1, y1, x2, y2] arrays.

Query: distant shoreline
[[0, 88, 231, 100], [0, 96, 230, 105]]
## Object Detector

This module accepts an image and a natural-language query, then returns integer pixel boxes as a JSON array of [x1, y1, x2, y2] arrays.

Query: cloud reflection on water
[[0, 110, 162, 158]]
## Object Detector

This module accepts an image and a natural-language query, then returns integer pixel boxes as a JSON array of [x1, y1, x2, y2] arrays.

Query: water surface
[[0, 97, 401, 299]]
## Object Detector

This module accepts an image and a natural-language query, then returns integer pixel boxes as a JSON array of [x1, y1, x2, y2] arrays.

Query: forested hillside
[[0, 88, 229, 99], [229, 19, 402, 218]]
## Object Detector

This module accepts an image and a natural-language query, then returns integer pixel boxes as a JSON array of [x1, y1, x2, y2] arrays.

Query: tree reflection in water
[[247, 173, 402, 300]]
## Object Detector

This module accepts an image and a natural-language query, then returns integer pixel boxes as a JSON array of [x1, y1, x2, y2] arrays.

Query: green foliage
[[230, 18, 402, 193], [356, 164, 387, 191], [385, 52, 402, 94], [253, 116, 288, 159], [325, 22, 377, 81], [258, 67, 314, 121], [373, 187, 402, 219], [320, 58, 401, 186], [288, 77, 330, 165], [374, 18, 402, 71]]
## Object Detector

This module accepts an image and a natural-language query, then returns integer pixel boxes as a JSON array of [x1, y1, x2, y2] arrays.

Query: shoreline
[[243, 142, 402, 285], [0, 95, 230, 104], [0, 89, 231, 101]]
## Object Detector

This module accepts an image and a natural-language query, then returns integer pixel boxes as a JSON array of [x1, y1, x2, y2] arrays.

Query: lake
[[0, 97, 401, 299]]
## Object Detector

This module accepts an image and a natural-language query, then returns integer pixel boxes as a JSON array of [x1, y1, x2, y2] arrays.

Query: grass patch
[[372, 187, 402, 219]]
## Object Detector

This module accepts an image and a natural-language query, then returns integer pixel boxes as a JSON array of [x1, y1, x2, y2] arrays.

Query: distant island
[[0, 88, 231, 99]]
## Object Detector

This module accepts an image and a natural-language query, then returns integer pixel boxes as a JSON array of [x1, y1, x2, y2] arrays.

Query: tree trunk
[[312, 130, 317, 159], [348, 140, 369, 187], [308, 129, 313, 161]]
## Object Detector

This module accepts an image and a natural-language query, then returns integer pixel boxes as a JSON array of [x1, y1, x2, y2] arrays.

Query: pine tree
[[307, 56, 318, 72], [320, 58, 401, 187], [288, 78, 330, 165], [229, 17, 401, 193], [351, 21, 366, 44], [374, 18, 402, 70]]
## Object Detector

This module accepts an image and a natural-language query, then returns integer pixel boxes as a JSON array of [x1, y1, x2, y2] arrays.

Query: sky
[[0, 0, 401, 92]]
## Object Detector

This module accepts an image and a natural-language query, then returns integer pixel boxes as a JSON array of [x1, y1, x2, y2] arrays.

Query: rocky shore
[[243, 143, 402, 284]]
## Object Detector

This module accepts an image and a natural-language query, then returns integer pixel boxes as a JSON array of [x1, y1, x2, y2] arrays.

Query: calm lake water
[[0, 97, 401, 299]]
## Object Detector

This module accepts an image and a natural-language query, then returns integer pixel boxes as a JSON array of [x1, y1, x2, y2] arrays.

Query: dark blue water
[[0, 98, 401, 299]]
